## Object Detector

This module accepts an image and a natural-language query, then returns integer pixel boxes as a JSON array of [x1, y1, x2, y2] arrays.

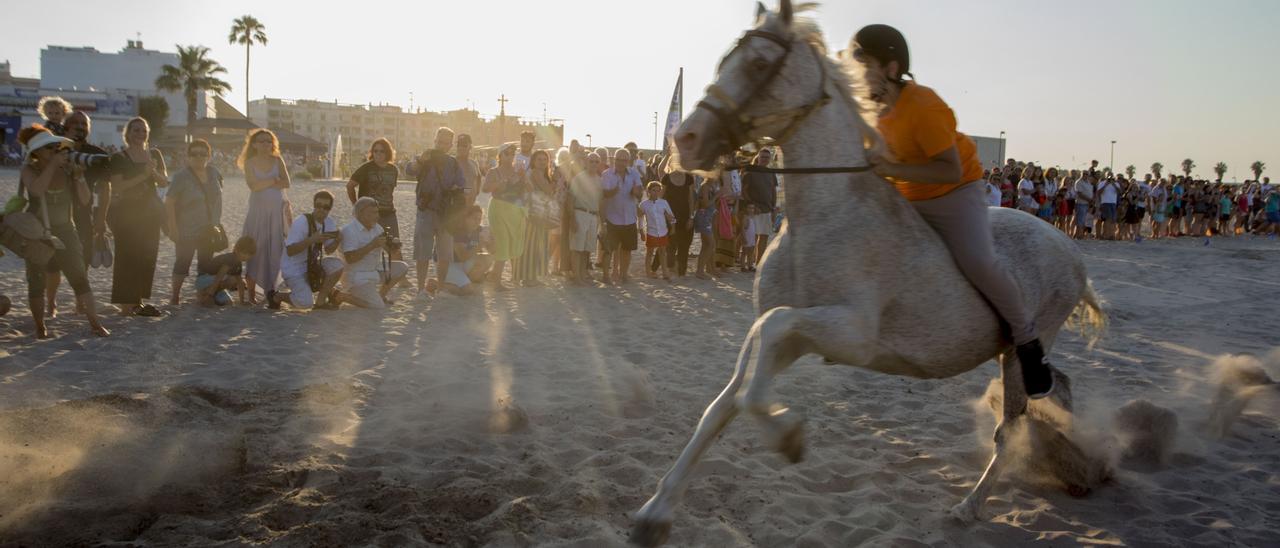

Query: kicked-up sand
[[0, 171, 1277, 546]]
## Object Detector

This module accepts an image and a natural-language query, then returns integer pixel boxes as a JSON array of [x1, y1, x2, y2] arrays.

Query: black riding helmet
[[853, 24, 911, 82]]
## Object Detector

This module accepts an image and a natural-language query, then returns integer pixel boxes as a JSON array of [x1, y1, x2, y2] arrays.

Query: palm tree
[[1181, 158, 1195, 177], [1125, 165, 1136, 179], [1150, 162, 1163, 180], [1251, 161, 1266, 181], [1213, 162, 1228, 182], [228, 15, 268, 112], [155, 45, 232, 138]]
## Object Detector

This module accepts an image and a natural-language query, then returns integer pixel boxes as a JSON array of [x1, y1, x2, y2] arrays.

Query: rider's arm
[[874, 146, 963, 185]]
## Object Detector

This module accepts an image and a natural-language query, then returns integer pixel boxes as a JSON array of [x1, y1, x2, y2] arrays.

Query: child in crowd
[[1219, 190, 1234, 236], [440, 205, 493, 296], [1036, 190, 1053, 222], [740, 203, 759, 273], [1053, 188, 1070, 232], [638, 181, 676, 280], [196, 236, 257, 307]]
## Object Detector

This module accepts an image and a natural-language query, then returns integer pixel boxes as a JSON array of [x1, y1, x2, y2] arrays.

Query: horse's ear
[[779, 0, 793, 24], [756, 1, 767, 21]]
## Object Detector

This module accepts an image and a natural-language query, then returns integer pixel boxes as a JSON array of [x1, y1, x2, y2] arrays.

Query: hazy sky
[[4, 0, 1277, 178]]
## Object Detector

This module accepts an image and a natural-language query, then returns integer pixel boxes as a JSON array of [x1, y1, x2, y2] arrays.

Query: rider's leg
[[910, 181, 1054, 398]]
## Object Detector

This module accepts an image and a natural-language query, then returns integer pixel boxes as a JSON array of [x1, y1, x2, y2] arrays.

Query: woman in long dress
[[483, 144, 529, 290], [107, 117, 167, 316], [514, 150, 555, 287], [238, 129, 291, 304]]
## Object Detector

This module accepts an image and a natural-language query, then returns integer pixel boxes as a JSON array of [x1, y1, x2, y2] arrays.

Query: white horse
[[631, 2, 1106, 545]]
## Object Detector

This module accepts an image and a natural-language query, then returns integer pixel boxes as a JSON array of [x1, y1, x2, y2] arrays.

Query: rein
[[727, 163, 874, 175]]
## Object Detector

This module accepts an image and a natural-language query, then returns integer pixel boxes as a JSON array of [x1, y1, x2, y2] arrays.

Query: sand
[[1, 170, 1277, 546]]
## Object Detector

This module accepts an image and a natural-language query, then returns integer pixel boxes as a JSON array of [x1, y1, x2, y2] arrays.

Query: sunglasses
[[188, 152, 209, 157], [314, 203, 333, 210]]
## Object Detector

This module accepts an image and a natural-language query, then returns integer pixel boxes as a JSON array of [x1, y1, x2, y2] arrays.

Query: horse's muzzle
[[674, 108, 729, 172]]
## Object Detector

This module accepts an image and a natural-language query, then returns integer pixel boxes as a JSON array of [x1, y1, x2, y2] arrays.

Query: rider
[[852, 24, 1054, 399]]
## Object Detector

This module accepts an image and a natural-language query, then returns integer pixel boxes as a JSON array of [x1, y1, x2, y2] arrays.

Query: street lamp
[[1110, 140, 1116, 171], [586, 133, 593, 148], [998, 130, 1006, 167]]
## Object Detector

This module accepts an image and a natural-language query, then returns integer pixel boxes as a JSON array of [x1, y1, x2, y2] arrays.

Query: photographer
[[16, 125, 110, 338], [414, 127, 465, 295], [271, 190, 345, 310], [340, 197, 408, 309]]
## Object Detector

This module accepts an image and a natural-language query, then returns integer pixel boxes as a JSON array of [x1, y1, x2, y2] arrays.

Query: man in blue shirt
[[415, 127, 465, 295], [600, 149, 644, 284]]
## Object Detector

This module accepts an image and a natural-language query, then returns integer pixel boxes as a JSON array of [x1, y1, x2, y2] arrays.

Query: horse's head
[[675, 0, 827, 171]]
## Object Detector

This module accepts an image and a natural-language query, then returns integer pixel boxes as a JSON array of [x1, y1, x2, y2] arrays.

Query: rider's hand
[[866, 147, 895, 178]]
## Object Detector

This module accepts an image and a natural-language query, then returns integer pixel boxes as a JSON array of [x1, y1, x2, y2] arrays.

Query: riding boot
[[1015, 339, 1055, 399]]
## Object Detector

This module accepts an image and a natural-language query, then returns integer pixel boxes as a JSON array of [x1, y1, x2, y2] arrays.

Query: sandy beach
[[1, 170, 1277, 546]]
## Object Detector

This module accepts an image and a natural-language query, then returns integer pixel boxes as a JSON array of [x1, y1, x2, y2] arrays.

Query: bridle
[[697, 27, 871, 175]]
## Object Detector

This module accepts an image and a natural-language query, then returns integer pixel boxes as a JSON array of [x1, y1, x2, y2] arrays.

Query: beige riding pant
[[910, 181, 1037, 345]]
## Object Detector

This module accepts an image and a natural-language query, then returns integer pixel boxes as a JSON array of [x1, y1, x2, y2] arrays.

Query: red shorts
[[645, 234, 669, 248]]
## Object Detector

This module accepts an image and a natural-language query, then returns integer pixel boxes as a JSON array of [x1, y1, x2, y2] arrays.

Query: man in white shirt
[[272, 190, 345, 310], [1073, 174, 1096, 239], [568, 153, 604, 284], [340, 197, 409, 309], [600, 149, 644, 284], [1097, 174, 1121, 239], [513, 130, 534, 174]]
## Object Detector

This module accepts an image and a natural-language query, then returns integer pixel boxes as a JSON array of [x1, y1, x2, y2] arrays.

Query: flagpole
[[678, 67, 683, 123]]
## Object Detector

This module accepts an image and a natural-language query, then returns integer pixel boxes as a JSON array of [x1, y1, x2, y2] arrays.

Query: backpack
[[430, 155, 467, 223]]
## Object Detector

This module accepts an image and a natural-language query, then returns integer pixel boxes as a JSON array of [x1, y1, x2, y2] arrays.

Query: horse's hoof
[[630, 518, 672, 547], [776, 414, 805, 464], [948, 497, 981, 523]]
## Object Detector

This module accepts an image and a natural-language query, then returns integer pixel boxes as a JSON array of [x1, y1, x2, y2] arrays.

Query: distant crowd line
[[984, 158, 1280, 240]]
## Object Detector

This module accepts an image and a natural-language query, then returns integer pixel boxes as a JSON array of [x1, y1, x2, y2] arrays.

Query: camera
[[384, 236, 402, 251]]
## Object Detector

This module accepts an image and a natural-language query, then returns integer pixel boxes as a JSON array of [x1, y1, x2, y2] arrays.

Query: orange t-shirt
[[876, 82, 984, 202]]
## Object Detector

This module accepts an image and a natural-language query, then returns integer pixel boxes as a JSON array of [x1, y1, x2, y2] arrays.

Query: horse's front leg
[[951, 350, 1024, 522], [632, 327, 757, 547], [738, 305, 878, 463]]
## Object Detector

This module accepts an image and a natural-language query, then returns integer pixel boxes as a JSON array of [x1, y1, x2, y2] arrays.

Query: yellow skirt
[[488, 199, 527, 262]]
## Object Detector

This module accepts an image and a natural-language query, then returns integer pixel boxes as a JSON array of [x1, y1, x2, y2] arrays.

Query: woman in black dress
[[658, 161, 696, 277], [107, 117, 167, 316]]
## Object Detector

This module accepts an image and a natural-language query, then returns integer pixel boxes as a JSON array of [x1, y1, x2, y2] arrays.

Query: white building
[[969, 135, 1006, 170], [2, 60, 137, 149], [41, 40, 211, 127]]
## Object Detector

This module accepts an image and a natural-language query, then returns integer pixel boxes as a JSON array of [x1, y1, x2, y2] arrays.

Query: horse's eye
[[750, 58, 772, 72]]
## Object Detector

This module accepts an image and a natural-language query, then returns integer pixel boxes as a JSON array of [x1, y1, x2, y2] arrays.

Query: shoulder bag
[[193, 168, 229, 252], [303, 213, 325, 292]]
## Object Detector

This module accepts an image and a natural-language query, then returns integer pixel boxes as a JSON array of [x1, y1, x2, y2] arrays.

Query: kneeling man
[[342, 197, 408, 308], [273, 190, 344, 310]]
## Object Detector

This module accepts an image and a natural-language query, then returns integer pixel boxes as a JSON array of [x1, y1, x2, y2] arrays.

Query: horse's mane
[[786, 10, 887, 156]]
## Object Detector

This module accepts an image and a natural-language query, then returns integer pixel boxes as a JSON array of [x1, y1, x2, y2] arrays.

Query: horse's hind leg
[[738, 306, 878, 463], [632, 328, 756, 547], [951, 350, 1024, 522]]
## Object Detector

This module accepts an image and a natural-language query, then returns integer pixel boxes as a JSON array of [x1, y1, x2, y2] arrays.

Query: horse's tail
[[1069, 279, 1107, 349]]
